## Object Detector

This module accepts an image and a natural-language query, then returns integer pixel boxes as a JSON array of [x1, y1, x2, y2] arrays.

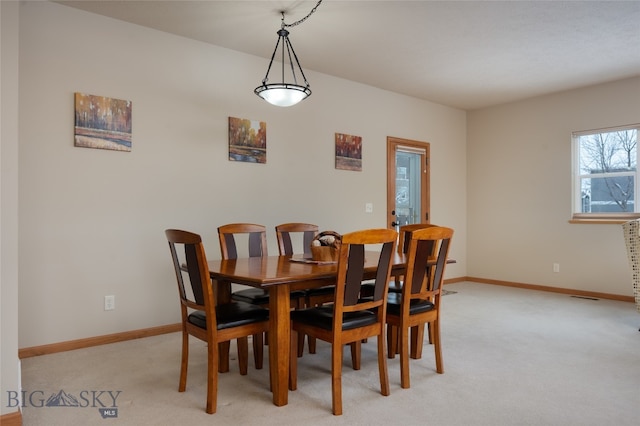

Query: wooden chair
[[218, 223, 305, 310], [275, 222, 318, 257], [275, 223, 324, 355], [165, 229, 269, 414], [362, 223, 437, 296], [289, 228, 397, 415], [218, 223, 305, 369], [385, 226, 453, 388], [361, 223, 438, 355]]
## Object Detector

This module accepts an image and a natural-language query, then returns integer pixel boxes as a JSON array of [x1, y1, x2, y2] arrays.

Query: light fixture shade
[[254, 83, 311, 107], [255, 28, 312, 107]]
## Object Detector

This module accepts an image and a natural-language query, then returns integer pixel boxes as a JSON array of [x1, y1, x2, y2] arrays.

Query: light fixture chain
[[283, 0, 323, 28]]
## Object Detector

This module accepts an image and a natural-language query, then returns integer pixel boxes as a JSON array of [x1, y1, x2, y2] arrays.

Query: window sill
[[569, 218, 636, 224]]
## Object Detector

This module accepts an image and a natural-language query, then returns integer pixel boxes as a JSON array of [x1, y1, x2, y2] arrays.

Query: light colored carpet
[[20, 282, 640, 425]]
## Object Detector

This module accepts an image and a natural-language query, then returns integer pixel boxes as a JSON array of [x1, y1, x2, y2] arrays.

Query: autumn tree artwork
[[228, 117, 267, 164], [74, 93, 132, 152], [335, 133, 362, 171]]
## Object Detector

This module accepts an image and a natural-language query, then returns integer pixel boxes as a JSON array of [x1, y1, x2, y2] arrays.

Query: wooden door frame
[[386, 137, 430, 229]]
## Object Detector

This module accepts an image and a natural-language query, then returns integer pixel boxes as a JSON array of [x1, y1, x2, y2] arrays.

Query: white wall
[[467, 76, 640, 296], [16, 1, 467, 348], [1, 0, 21, 416]]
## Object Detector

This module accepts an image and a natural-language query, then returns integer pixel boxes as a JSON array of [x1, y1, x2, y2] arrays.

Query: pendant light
[[254, 1, 323, 107]]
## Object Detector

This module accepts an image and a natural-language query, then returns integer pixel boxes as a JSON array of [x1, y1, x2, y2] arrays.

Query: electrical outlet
[[553, 263, 560, 273], [365, 202, 373, 213], [104, 295, 115, 311]]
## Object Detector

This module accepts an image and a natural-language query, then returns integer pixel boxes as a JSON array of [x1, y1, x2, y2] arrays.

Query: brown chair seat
[[231, 288, 306, 306], [291, 305, 377, 330], [303, 285, 335, 298], [385, 292, 435, 316], [188, 302, 269, 330]]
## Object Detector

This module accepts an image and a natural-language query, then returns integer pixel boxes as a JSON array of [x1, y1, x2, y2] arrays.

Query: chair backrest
[[217, 223, 268, 260], [275, 223, 318, 255], [398, 223, 437, 254], [165, 229, 216, 330], [333, 229, 397, 320], [403, 226, 454, 300]]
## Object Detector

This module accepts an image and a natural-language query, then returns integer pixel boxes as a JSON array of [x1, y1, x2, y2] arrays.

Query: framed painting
[[74, 93, 132, 152], [228, 117, 266, 164], [335, 132, 362, 171]]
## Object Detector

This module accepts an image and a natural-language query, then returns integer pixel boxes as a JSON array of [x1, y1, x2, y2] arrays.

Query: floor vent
[[570, 295, 599, 301]]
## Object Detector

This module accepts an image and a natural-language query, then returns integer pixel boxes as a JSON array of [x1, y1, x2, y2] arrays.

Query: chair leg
[[179, 331, 189, 392], [206, 334, 218, 414], [350, 341, 361, 370], [289, 329, 298, 391], [331, 342, 343, 415], [237, 337, 248, 375], [253, 333, 264, 370], [304, 296, 320, 354], [387, 324, 398, 359], [297, 333, 305, 357], [218, 341, 230, 373], [377, 333, 390, 397], [433, 319, 443, 374], [410, 324, 425, 359], [399, 324, 411, 389]]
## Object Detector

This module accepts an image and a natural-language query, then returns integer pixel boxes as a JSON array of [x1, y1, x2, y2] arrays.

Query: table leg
[[269, 285, 290, 406]]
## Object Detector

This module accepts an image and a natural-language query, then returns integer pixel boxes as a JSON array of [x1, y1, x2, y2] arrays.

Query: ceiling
[[54, 0, 640, 110]]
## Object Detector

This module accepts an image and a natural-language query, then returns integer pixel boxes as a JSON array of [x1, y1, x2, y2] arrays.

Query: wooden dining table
[[207, 251, 408, 407]]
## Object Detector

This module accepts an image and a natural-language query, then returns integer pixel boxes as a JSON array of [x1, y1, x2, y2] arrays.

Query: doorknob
[[391, 221, 398, 227]]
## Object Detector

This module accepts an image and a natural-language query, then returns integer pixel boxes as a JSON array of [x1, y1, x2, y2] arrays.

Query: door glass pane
[[395, 151, 422, 227]]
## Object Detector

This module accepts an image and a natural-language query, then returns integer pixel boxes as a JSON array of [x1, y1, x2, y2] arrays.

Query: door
[[386, 137, 430, 230]]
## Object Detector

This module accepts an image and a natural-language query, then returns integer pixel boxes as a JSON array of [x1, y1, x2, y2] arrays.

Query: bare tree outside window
[[578, 129, 637, 213]]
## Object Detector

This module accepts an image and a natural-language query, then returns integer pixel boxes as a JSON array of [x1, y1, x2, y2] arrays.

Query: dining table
[[207, 251, 409, 407]]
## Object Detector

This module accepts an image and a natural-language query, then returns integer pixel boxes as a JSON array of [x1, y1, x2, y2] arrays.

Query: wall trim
[[464, 276, 634, 303], [0, 410, 22, 426], [16, 277, 632, 359], [18, 323, 181, 359]]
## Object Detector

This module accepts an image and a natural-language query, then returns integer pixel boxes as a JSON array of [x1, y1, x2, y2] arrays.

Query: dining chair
[[275, 223, 325, 356], [165, 229, 270, 414], [361, 223, 438, 356], [218, 223, 306, 310], [384, 226, 453, 389], [362, 223, 438, 296], [275, 222, 318, 257], [289, 228, 398, 415], [218, 223, 306, 370]]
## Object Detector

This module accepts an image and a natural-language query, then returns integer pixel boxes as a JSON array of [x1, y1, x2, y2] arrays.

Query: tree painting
[[74, 93, 132, 152], [228, 117, 266, 163], [335, 133, 362, 171]]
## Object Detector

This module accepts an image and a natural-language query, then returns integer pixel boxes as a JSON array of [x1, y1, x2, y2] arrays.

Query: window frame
[[571, 124, 640, 224]]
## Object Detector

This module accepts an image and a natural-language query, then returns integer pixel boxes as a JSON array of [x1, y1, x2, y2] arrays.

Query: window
[[572, 124, 639, 221]]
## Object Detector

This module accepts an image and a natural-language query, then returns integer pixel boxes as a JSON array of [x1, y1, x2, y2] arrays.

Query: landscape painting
[[335, 132, 362, 171], [74, 93, 132, 152], [228, 117, 266, 164]]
